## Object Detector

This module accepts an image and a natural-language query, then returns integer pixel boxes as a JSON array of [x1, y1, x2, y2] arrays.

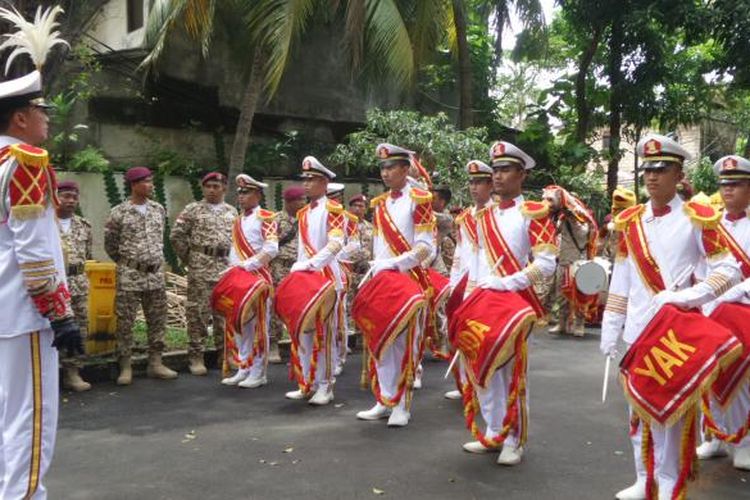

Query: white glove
[[291, 260, 311, 273], [371, 258, 398, 277], [653, 288, 701, 310], [600, 337, 618, 357], [478, 275, 510, 291], [715, 284, 748, 305], [240, 258, 261, 272]]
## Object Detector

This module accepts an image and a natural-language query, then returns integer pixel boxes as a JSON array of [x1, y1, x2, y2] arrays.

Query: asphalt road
[[47, 329, 749, 499]]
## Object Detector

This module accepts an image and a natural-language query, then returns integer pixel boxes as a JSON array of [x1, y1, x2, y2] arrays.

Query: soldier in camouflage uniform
[[104, 167, 178, 385], [430, 185, 456, 275], [170, 172, 236, 375], [56, 180, 93, 392], [344, 194, 373, 339], [269, 186, 306, 362]]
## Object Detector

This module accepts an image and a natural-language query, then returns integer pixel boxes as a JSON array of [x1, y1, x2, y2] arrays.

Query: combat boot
[[116, 357, 132, 386], [147, 353, 178, 380], [188, 354, 208, 376], [572, 316, 586, 337], [63, 366, 92, 392], [268, 339, 282, 364]]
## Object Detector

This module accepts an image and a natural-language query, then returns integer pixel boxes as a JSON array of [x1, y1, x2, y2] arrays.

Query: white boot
[[496, 445, 523, 465], [462, 441, 493, 454], [696, 439, 727, 459], [309, 386, 334, 406], [238, 375, 267, 389], [387, 404, 410, 427], [285, 389, 308, 400], [356, 403, 390, 421], [413, 365, 423, 390], [733, 446, 750, 470], [221, 369, 250, 386], [444, 389, 462, 400], [614, 480, 646, 500]]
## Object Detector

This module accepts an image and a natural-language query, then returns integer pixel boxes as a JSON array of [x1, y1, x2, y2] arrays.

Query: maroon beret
[[348, 194, 366, 205], [283, 186, 305, 201], [124, 166, 152, 183], [57, 180, 79, 193], [202, 172, 227, 185]]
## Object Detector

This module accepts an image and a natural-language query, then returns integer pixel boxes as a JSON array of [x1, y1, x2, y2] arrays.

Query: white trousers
[[235, 298, 271, 379], [475, 360, 523, 447], [703, 382, 750, 449], [299, 315, 335, 392], [373, 312, 424, 409], [0, 330, 58, 500], [630, 407, 688, 498]]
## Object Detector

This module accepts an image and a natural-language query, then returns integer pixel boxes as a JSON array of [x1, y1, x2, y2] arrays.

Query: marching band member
[[457, 142, 558, 465], [354, 143, 436, 427], [695, 155, 750, 471], [600, 134, 740, 500], [444, 160, 495, 401], [284, 157, 345, 406], [0, 71, 83, 499], [220, 175, 278, 388]]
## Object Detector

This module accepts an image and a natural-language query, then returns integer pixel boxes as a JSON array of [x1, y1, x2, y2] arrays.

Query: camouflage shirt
[[432, 211, 455, 276], [276, 209, 299, 266], [59, 215, 92, 297], [169, 200, 237, 281], [557, 214, 591, 266], [351, 219, 374, 274], [104, 199, 166, 291]]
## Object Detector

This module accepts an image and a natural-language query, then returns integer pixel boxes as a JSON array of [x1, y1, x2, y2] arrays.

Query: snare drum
[[573, 259, 609, 295]]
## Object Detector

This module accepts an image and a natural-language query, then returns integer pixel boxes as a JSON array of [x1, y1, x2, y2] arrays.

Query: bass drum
[[573, 258, 610, 296]]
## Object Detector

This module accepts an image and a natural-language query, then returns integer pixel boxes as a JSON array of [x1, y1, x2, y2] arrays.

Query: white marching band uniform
[[222, 176, 278, 387], [600, 135, 740, 499]]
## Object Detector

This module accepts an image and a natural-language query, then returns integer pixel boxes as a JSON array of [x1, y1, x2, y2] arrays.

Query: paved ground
[[47, 329, 748, 499]]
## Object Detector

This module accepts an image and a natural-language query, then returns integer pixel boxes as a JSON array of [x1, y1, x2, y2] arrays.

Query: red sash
[[297, 204, 336, 282], [620, 305, 741, 426], [373, 198, 431, 294], [462, 211, 479, 248], [477, 207, 544, 316], [717, 222, 750, 279], [561, 265, 600, 322], [448, 289, 536, 388], [709, 302, 750, 407], [232, 217, 272, 284], [621, 213, 666, 294]]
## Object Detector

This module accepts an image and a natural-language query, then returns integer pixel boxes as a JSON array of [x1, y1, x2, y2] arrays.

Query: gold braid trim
[[605, 294, 628, 315], [19, 260, 55, 270], [705, 273, 732, 296], [522, 263, 544, 287]]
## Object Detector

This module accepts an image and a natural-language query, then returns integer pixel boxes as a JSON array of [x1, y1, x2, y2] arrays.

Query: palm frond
[[363, 0, 415, 88], [343, 0, 366, 71], [410, 0, 450, 66], [140, 0, 217, 70], [247, 0, 318, 98], [513, 0, 545, 31], [0, 5, 69, 74]]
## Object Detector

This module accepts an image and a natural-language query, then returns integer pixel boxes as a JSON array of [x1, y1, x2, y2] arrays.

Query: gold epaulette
[[410, 187, 433, 204], [613, 204, 645, 231], [9, 143, 48, 168], [454, 208, 471, 225], [370, 192, 388, 208], [326, 199, 344, 214], [257, 208, 276, 220], [520, 200, 550, 220], [344, 210, 359, 223], [683, 200, 722, 229]]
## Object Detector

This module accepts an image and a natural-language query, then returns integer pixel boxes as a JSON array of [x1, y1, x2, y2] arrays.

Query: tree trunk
[[452, 0, 473, 129], [226, 49, 264, 205], [606, 21, 624, 197], [574, 26, 602, 145], [744, 130, 750, 158], [633, 126, 642, 198]]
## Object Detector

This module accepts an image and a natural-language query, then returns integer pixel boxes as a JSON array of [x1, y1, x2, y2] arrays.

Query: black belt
[[121, 258, 161, 273], [66, 263, 85, 276], [192, 245, 230, 258]]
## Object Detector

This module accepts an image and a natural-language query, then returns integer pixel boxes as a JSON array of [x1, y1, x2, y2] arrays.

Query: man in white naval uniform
[[445, 160, 495, 402], [465, 142, 558, 465], [221, 174, 278, 389], [695, 155, 750, 470], [0, 71, 84, 499], [356, 143, 436, 427], [285, 156, 345, 406], [600, 134, 740, 500]]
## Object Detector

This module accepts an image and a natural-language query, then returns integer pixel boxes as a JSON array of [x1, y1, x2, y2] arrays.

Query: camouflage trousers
[[115, 288, 166, 358], [553, 264, 583, 327], [186, 276, 224, 357], [61, 293, 88, 369]]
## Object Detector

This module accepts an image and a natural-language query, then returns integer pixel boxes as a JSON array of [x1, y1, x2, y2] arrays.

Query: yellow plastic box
[[84, 261, 117, 355]]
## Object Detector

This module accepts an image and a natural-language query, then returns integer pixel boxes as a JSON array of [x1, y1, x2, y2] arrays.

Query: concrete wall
[[56, 172, 385, 261], [87, 0, 149, 52]]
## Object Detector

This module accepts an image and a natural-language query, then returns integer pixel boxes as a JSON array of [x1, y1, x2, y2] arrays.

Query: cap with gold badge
[[713, 155, 750, 185], [465, 159, 493, 178], [235, 174, 268, 193], [636, 133, 692, 169], [301, 156, 336, 179], [489, 141, 536, 170]]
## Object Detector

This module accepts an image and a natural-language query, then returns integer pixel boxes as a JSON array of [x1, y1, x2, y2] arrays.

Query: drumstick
[[444, 256, 505, 379], [357, 263, 375, 290]]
